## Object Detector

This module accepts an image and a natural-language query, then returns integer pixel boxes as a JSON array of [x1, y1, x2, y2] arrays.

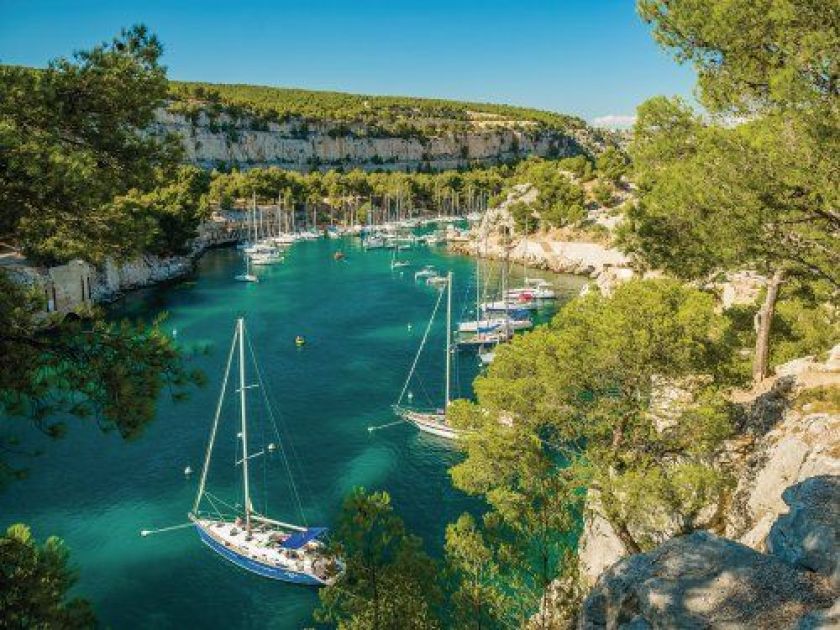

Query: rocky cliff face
[[151, 110, 591, 171], [543, 349, 840, 629], [575, 352, 840, 587], [450, 184, 631, 278]]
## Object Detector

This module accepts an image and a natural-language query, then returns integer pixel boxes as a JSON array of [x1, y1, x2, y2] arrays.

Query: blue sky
[[0, 0, 696, 126]]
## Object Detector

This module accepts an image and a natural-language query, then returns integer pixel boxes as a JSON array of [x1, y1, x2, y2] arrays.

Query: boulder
[[578, 500, 627, 587], [826, 344, 840, 372], [578, 531, 836, 629], [719, 271, 766, 309], [767, 476, 840, 589], [776, 356, 819, 378], [726, 377, 840, 548]]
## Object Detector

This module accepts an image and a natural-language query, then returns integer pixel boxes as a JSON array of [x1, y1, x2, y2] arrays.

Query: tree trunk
[[752, 269, 785, 384]]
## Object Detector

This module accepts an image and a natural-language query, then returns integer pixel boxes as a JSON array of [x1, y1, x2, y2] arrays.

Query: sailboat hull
[[195, 525, 326, 586], [398, 409, 461, 440]]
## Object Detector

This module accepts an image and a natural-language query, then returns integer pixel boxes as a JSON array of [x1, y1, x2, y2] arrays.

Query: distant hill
[[168, 82, 592, 136], [161, 81, 611, 171]]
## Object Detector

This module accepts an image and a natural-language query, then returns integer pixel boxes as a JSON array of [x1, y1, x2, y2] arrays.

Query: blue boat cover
[[280, 527, 328, 549]]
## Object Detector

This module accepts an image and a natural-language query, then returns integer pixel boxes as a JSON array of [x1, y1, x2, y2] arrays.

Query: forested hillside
[[167, 81, 593, 137]]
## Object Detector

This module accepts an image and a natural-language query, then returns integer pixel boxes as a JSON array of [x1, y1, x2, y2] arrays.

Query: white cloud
[[591, 114, 637, 129]]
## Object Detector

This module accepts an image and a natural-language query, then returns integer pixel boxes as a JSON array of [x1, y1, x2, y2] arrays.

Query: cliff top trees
[[0, 25, 184, 265], [629, 1, 839, 382], [167, 80, 590, 139]]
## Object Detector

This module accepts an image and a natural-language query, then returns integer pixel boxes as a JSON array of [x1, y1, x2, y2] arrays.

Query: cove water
[[1, 237, 585, 628]]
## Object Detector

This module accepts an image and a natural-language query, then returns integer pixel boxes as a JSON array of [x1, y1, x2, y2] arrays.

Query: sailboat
[[235, 256, 259, 283], [393, 272, 461, 440], [390, 244, 410, 270], [189, 318, 340, 586], [458, 231, 525, 348]]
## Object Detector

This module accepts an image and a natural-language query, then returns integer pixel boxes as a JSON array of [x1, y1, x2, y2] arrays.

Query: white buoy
[[267, 443, 276, 452], [184, 466, 193, 476], [408, 391, 414, 400]]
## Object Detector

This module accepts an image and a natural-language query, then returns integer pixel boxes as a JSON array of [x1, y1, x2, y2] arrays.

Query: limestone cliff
[[150, 109, 595, 172], [450, 184, 631, 278], [533, 347, 840, 628], [576, 350, 840, 588]]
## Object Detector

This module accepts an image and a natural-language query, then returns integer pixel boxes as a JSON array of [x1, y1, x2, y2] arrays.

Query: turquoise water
[[1, 237, 585, 628]]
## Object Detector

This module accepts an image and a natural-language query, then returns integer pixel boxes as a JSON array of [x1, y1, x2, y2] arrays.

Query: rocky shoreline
[[5, 218, 239, 317]]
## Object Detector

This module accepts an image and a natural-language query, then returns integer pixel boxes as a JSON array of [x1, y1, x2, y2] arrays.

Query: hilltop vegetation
[[167, 81, 598, 141]]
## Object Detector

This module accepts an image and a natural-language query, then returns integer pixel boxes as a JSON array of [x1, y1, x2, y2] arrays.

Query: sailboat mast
[[445, 271, 452, 409], [191, 324, 239, 515], [237, 318, 252, 531], [475, 237, 481, 324], [503, 228, 510, 329], [523, 219, 528, 281]]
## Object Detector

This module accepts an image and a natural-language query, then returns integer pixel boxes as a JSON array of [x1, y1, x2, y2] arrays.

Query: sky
[[0, 0, 697, 127]]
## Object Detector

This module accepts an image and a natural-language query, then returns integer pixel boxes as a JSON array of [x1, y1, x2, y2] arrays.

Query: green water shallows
[[0, 238, 586, 628]]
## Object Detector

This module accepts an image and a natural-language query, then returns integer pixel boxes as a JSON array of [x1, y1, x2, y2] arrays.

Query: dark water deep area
[[1, 236, 585, 628]]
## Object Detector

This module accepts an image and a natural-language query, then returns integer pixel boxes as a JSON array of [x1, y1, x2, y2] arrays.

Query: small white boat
[[235, 257, 259, 282], [244, 242, 279, 255], [395, 408, 459, 440], [482, 299, 537, 313], [250, 252, 283, 266], [458, 315, 532, 333], [426, 275, 448, 287], [273, 233, 298, 245], [414, 266, 437, 280], [478, 349, 495, 365], [506, 279, 556, 300], [364, 235, 387, 250], [456, 328, 511, 348]]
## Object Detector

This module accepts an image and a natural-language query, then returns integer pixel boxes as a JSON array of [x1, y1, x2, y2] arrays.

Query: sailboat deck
[[195, 519, 335, 584]]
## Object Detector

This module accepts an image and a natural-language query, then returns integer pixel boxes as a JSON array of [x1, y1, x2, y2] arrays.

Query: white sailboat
[[235, 256, 259, 283], [394, 272, 461, 440], [458, 232, 529, 348], [414, 265, 437, 280], [250, 250, 283, 266], [189, 318, 341, 585], [390, 244, 410, 270]]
